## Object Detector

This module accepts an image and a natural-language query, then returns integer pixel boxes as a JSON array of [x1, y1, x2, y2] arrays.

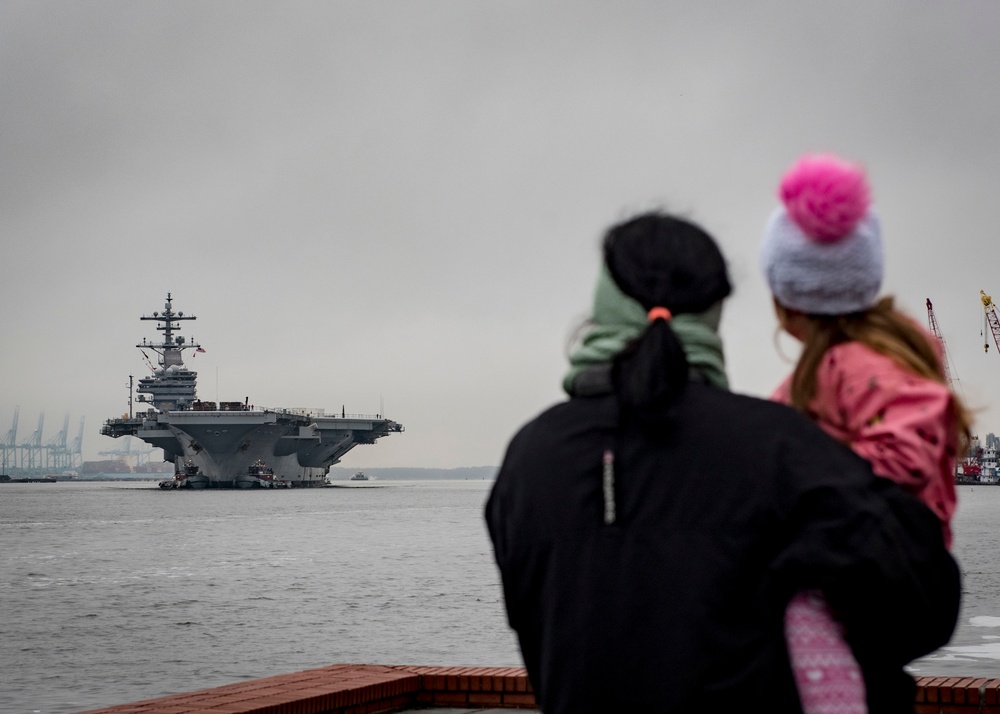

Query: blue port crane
[[19, 412, 44, 471], [0, 407, 17, 474]]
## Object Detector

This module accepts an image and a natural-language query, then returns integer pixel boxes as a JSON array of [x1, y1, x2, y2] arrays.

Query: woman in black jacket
[[485, 211, 959, 714]]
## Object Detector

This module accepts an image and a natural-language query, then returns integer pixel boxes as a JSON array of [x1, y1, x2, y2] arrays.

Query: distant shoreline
[[326, 466, 497, 481]]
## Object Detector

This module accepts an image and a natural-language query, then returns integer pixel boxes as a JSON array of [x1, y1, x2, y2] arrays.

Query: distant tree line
[[327, 466, 497, 481]]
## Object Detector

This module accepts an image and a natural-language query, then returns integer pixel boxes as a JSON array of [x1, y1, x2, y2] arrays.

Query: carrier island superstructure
[[101, 294, 403, 488]]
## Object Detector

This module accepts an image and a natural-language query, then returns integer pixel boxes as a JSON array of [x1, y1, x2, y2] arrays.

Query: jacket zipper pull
[[602, 449, 616, 525]]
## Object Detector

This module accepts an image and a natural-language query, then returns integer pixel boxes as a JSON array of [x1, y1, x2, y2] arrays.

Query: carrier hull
[[106, 409, 402, 487]]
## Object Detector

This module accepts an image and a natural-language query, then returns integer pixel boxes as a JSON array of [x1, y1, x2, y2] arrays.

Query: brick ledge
[[75, 664, 536, 713], [74, 668, 997, 713]]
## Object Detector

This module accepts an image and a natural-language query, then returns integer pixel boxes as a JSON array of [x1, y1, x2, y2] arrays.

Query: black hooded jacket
[[485, 382, 960, 714]]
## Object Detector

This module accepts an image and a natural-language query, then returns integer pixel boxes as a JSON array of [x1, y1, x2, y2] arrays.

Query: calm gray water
[[1, 480, 998, 714]]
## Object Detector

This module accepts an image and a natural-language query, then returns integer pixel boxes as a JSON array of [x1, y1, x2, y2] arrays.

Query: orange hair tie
[[647, 307, 672, 322]]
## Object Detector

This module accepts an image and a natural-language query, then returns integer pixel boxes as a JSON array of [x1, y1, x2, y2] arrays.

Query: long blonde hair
[[787, 296, 972, 448]]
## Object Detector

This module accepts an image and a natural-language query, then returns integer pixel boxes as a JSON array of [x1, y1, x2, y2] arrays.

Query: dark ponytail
[[612, 318, 689, 410], [603, 212, 731, 413]]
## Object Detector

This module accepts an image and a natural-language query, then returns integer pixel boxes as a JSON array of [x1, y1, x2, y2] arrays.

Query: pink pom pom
[[779, 154, 871, 242]]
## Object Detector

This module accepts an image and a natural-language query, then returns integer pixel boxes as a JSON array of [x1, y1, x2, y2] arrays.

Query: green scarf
[[563, 265, 729, 394]]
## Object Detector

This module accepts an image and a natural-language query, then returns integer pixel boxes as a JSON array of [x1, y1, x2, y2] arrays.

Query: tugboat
[[101, 294, 404, 488], [160, 460, 208, 489], [350, 471, 369, 481], [235, 460, 290, 488], [236, 459, 272, 488]]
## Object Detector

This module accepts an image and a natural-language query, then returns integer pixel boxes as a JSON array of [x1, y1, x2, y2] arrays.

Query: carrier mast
[[135, 293, 203, 411], [139, 293, 201, 368]]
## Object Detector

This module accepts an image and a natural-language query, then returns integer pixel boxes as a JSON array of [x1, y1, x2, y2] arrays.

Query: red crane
[[981, 290, 1000, 354], [926, 298, 979, 483], [925, 298, 954, 386]]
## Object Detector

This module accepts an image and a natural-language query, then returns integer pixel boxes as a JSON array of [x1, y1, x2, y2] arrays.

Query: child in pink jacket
[[760, 154, 970, 714]]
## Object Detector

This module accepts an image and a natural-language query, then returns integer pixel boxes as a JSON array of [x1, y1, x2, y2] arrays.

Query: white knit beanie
[[760, 154, 883, 315]]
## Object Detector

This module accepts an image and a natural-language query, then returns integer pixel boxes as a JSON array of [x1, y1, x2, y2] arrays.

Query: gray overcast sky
[[2, 1, 999, 468]]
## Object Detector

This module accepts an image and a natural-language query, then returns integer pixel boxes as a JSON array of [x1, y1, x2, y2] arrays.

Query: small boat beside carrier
[[160, 460, 209, 489], [235, 460, 292, 489]]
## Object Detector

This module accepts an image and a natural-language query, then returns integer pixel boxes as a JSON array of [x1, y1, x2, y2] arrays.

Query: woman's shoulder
[[687, 383, 832, 439], [503, 395, 617, 450], [511, 386, 813, 445]]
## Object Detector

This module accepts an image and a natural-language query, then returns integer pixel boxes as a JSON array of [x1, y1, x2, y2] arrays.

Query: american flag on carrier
[[193, 347, 206, 358]]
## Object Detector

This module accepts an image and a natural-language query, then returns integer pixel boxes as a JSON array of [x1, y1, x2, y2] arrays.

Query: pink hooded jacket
[[773, 341, 958, 548]]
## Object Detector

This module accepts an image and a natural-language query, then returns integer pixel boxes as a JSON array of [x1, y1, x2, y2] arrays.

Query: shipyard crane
[[2, 410, 84, 475], [926, 298, 980, 482], [45, 413, 69, 470], [981, 290, 1000, 354], [67, 417, 85, 469], [19, 412, 44, 471], [1, 406, 17, 474], [926, 298, 956, 387]]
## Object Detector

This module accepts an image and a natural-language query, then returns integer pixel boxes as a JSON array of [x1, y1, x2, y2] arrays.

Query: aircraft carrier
[[101, 294, 403, 488]]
